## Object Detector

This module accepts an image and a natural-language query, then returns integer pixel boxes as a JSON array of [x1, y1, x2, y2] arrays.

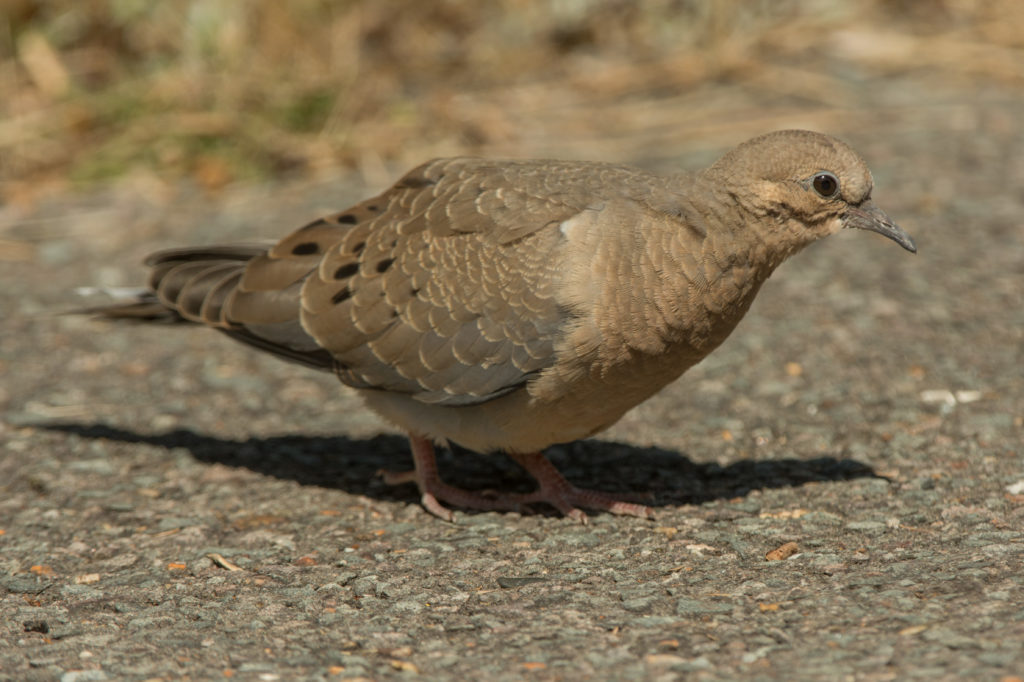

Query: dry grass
[[2, 0, 1022, 203]]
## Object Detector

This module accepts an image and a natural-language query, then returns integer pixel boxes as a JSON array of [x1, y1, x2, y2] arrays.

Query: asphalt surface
[[2, 82, 1023, 680]]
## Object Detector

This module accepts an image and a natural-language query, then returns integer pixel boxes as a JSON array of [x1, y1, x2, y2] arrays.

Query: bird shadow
[[38, 421, 881, 512]]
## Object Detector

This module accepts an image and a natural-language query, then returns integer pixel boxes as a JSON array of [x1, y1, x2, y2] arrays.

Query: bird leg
[[505, 452, 655, 522], [380, 435, 528, 522], [381, 435, 654, 522]]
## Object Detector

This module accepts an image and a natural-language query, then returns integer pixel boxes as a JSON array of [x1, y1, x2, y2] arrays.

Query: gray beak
[[844, 201, 917, 253]]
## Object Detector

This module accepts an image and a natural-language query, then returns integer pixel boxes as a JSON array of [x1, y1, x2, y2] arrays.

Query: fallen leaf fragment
[[389, 660, 419, 673], [765, 542, 799, 561], [207, 553, 243, 571], [685, 543, 717, 556], [899, 625, 928, 636], [759, 509, 808, 519]]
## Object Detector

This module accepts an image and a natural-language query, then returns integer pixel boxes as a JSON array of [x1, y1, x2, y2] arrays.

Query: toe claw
[[420, 492, 457, 522]]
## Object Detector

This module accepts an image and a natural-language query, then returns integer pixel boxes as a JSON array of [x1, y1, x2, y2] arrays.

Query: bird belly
[[357, 342, 701, 455]]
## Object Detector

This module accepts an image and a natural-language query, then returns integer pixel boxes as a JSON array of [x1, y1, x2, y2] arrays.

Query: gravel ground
[[2, 79, 1023, 680]]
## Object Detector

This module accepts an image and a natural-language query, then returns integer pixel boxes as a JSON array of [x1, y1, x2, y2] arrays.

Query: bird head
[[705, 130, 917, 254]]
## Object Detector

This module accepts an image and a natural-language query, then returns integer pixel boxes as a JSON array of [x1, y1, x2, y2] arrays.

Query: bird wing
[[162, 158, 653, 406]]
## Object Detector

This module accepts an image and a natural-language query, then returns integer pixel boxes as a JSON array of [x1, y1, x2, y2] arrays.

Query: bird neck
[[634, 183, 798, 357]]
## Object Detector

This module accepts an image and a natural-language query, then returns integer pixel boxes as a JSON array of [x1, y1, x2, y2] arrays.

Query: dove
[[91, 130, 916, 522]]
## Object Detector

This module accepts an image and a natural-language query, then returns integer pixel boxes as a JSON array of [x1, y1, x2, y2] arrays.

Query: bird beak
[[843, 201, 916, 253]]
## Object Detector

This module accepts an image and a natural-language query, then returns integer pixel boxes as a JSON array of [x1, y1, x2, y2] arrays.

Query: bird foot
[[504, 452, 655, 523], [381, 436, 655, 523], [507, 488, 654, 523], [378, 466, 531, 522]]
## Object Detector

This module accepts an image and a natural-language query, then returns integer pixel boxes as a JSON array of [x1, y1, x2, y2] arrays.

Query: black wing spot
[[333, 263, 360, 280], [291, 242, 320, 256], [352, 241, 366, 253], [331, 287, 352, 304], [376, 257, 395, 273], [367, 205, 379, 212], [337, 213, 358, 224]]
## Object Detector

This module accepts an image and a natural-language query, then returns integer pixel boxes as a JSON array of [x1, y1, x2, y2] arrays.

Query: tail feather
[[78, 292, 185, 323], [144, 244, 271, 266], [170, 262, 242, 324], [198, 270, 244, 326], [79, 242, 336, 371]]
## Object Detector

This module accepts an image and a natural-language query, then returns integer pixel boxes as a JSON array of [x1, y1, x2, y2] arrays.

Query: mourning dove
[[92, 130, 916, 522]]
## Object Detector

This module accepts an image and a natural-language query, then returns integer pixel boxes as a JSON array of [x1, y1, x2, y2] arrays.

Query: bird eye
[[812, 172, 840, 198]]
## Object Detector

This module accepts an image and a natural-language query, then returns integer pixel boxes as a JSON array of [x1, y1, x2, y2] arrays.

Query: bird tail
[[75, 287, 180, 322], [78, 242, 337, 371], [79, 244, 269, 327]]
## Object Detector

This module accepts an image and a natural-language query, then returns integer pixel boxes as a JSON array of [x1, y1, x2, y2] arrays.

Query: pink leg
[[387, 435, 529, 521], [505, 452, 655, 522], [382, 435, 654, 523]]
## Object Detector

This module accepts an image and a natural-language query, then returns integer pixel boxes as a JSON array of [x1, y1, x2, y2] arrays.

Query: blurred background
[[3, 0, 1022, 206]]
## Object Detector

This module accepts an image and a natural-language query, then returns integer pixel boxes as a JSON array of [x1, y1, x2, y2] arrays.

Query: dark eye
[[812, 172, 839, 198]]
